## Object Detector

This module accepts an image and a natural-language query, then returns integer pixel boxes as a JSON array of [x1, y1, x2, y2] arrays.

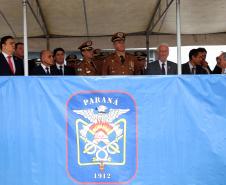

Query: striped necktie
[[7, 56, 15, 74]]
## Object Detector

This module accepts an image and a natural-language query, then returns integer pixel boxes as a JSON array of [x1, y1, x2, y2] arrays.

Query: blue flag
[[1, 75, 226, 185]]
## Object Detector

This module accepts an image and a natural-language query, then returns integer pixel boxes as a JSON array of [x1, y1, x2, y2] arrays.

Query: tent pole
[[22, 0, 29, 76], [146, 33, 150, 65], [46, 36, 50, 50], [176, 0, 182, 75]]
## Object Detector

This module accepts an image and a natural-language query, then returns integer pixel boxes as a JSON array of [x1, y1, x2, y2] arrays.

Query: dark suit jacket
[[0, 52, 24, 76], [31, 65, 60, 75], [52, 64, 75, 75], [212, 65, 222, 74], [203, 65, 212, 74], [182, 62, 207, 74], [145, 60, 178, 75]]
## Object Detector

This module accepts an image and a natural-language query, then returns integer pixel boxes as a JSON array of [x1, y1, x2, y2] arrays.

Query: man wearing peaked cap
[[78, 40, 93, 51], [66, 54, 82, 70], [102, 32, 141, 75], [111, 32, 126, 42], [76, 40, 98, 75], [66, 54, 77, 61], [93, 49, 102, 57], [134, 51, 147, 75], [93, 48, 105, 75]]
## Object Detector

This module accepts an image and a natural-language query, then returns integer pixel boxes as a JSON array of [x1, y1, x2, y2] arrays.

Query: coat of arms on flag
[[66, 91, 138, 184]]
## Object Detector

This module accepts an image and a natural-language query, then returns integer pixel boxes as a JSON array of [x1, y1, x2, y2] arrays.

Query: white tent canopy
[[1, 0, 226, 51]]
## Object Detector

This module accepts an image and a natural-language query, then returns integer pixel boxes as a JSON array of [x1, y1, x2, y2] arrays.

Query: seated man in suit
[[52, 48, 75, 75], [145, 43, 177, 75], [31, 50, 59, 75], [182, 49, 207, 74], [0, 36, 24, 75]]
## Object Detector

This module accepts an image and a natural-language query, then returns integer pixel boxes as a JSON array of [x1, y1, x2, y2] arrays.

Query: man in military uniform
[[134, 51, 147, 75], [102, 32, 140, 75], [93, 48, 105, 75], [76, 41, 98, 75], [66, 54, 79, 69]]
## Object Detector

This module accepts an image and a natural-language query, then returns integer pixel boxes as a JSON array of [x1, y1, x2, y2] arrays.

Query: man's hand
[[201, 60, 209, 67]]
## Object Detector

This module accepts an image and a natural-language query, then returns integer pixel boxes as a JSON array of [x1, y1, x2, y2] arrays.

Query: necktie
[[59, 65, 63, 75], [192, 67, 196, 74], [161, 63, 165, 75], [120, 56, 125, 65], [7, 56, 15, 74], [46, 67, 50, 75]]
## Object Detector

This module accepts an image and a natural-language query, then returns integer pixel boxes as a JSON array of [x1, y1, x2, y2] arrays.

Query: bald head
[[40, 50, 54, 66], [157, 43, 169, 62]]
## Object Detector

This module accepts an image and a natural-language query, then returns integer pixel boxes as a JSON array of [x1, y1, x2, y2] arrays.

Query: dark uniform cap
[[78, 40, 93, 51], [93, 48, 101, 54], [93, 48, 102, 57], [66, 54, 77, 62], [134, 51, 147, 61], [134, 51, 147, 57], [111, 32, 126, 42]]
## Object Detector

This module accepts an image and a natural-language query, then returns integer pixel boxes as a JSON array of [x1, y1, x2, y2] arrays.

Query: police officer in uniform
[[93, 48, 105, 75], [77, 41, 98, 75], [66, 54, 77, 69], [102, 32, 140, 75], [134, 51, 147, 75]]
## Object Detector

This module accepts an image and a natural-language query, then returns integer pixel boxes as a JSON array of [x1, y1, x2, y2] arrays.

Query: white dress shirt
[[188, 62, 196, 74]]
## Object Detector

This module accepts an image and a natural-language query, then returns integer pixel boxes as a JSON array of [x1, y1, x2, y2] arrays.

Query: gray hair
[[157, 43, 169, 52]]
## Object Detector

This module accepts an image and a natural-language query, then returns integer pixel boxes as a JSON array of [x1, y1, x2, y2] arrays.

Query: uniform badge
[[66, 91, 138, 184], [87, 40, 92, 46], [117, 32, 123, 38]]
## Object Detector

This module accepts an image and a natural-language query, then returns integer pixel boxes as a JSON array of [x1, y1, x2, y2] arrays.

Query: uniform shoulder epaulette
[[104, 53, 115, 60]]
